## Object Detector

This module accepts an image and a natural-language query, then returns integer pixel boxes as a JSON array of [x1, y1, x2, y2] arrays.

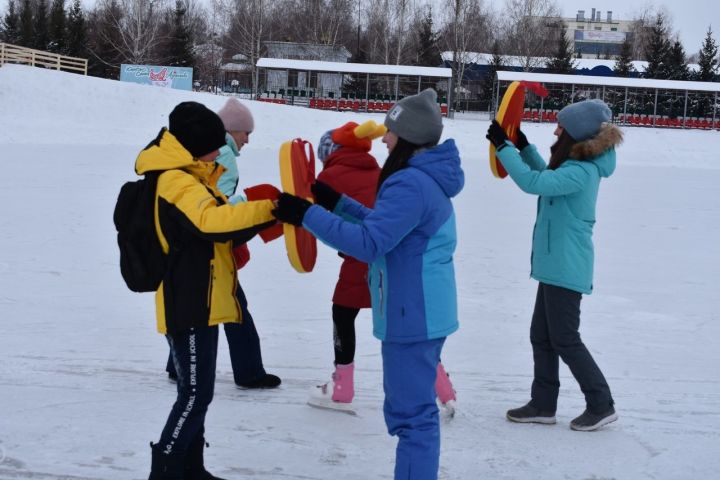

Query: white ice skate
[[438, 399, 457, 419], [436, 363, 457, 419], [307, 363, 356, 415]]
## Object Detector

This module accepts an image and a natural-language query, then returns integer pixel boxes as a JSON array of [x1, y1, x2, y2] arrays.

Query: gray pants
[[530, 283, 614, 413]]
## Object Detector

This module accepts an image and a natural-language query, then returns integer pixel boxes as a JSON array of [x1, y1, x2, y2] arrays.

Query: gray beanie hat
[[384, 88, 443, 145], [557, 99, 612, 141]]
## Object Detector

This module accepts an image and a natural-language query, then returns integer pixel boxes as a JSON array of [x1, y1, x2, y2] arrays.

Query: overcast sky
[[548, 0, 720, 54]]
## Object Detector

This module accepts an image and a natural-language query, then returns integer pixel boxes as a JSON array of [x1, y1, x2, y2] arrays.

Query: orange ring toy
[[279, 138, 317, 273], [490, 81, 548, 178]]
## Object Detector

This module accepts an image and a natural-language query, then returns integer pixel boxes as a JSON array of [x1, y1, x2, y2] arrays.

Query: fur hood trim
[[570, 123, 623, 160]]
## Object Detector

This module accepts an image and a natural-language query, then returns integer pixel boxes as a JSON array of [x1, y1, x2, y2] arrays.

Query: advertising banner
[[120, 64, 194, 91], [575, 30, 626, 42]]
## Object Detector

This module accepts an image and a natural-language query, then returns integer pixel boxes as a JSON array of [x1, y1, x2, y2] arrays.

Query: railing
[[0, 42, 88, 75]]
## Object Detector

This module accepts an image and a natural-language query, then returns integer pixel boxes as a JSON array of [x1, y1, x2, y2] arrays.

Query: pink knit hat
[[217, 98, 254, 133]]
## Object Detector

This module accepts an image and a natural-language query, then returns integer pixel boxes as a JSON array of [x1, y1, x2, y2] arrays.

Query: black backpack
[[113, 171, 167, 292]]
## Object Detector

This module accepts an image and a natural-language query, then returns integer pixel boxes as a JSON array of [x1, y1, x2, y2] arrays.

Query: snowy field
[[0, 64, 718, 479]]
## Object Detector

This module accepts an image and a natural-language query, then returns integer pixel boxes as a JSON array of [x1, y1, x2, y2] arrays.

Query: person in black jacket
[[137, 102, 276, 479]]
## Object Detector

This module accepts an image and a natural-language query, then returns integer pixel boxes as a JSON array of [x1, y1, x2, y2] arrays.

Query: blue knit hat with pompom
[[317, 129, 342, 162]]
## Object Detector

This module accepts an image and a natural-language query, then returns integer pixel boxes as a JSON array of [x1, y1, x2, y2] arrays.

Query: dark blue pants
[[382, 338, 445, 480], [158, 326, 218, 455], [166, 285, 267, 385], [530, 282, 614, 413]]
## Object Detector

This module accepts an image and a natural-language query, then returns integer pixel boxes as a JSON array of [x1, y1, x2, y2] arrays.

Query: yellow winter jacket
[[135, 129, 276, 334]]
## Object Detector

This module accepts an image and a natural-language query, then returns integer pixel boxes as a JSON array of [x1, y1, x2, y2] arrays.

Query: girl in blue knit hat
[[273, 88, 464, 480], [486, 98, 623, 432]]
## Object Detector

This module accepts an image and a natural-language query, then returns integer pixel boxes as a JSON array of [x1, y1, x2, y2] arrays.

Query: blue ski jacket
[[303, 139, 464, 342]]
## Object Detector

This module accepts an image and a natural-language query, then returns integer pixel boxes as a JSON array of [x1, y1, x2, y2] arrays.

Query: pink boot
[[307, 363, 355, 414], [331, 362, 355, 403], [435, 363, 456, 404]]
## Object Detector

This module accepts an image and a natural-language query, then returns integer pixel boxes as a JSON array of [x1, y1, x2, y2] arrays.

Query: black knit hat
[[168, 101, 227, 158]]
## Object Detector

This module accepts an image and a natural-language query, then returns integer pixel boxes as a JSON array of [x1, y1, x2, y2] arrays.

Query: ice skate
[[436, 363, 457, 418], [307, 363, 356, 415]]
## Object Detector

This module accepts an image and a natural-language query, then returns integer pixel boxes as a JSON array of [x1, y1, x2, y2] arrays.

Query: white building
[[261, 42, 352, 95], [563, 8, 635, 59]]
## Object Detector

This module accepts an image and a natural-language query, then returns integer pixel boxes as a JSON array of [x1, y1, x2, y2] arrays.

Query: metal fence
[[493, 71, 720, 129]]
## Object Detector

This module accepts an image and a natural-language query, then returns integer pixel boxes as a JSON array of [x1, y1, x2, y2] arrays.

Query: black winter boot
[[186, 433, 226, 480], [235, 373, 281, 389], [148, 443, 185, 480]]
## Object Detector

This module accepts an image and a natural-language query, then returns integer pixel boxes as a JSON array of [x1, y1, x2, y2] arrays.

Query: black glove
[[486, 120, 509, 149], [272, 193, 312, 226], [311, 181, 341, 211], [515, 128, 529, 151]]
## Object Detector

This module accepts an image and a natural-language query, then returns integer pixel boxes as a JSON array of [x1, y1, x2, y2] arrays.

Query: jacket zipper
[[232, 256, 242, 323], [378, 270, 385, 319], [207, 262, 214, 309]]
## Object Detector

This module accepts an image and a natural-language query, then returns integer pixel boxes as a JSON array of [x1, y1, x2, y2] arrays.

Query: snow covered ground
[[0, 64, 718, 479]]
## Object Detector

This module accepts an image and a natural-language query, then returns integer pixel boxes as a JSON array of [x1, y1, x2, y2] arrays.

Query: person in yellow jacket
[[138, 101, 276, 480]]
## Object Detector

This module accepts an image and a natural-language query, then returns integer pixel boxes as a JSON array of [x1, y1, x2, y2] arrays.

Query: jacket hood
[[323, 148, 379, 171], [135, 128, 195, 174], [569, 123, 622, 178], [408, 139, 464, 198], [225, 132, 240, 156], [135, 128, 219, 182]]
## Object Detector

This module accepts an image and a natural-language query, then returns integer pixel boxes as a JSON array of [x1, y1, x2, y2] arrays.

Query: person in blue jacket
[[486, 98, 623, 432], [164, 97, 281, 390], [273, 88, 463, 480]]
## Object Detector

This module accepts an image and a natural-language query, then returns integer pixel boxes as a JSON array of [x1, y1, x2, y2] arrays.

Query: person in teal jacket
[[216, 98, 251, 205], [486, 98, 623, 432], [273, 89, 463, 480]]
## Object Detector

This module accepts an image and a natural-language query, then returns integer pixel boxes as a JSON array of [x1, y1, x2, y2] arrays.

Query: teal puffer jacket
[[497, 124, 623, 294], [216, 133, 240, 197]]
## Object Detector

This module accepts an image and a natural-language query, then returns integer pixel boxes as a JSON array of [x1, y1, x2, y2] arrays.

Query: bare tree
[[365, 0, 393, 64], [92, 0, 169, 66], [269, 0, 354, 47], [363, 0, 424, 65], [439, 0, 493, 109], [503, 0, 560, 70], [218, 0, 272, 91], [627, 5, 674, 61], [392, 0, 412, 64]]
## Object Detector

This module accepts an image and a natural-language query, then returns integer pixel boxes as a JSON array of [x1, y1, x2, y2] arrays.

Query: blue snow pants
[[382, 337, 445, 480]]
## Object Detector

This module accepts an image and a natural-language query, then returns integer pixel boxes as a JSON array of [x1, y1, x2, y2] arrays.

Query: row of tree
[[1, 0, 197, 77], [612, 13, 719, 83], [1, 0, 718, 97], [1, 0, 86, 58]]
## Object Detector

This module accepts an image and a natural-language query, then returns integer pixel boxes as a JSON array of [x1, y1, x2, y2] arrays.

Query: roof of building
[[220, 63, 252, 72], [263, 41, 352, 61], [256, 58, 453, 78], [441, 51, 700, 73], [496, 70, 720, 93]]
